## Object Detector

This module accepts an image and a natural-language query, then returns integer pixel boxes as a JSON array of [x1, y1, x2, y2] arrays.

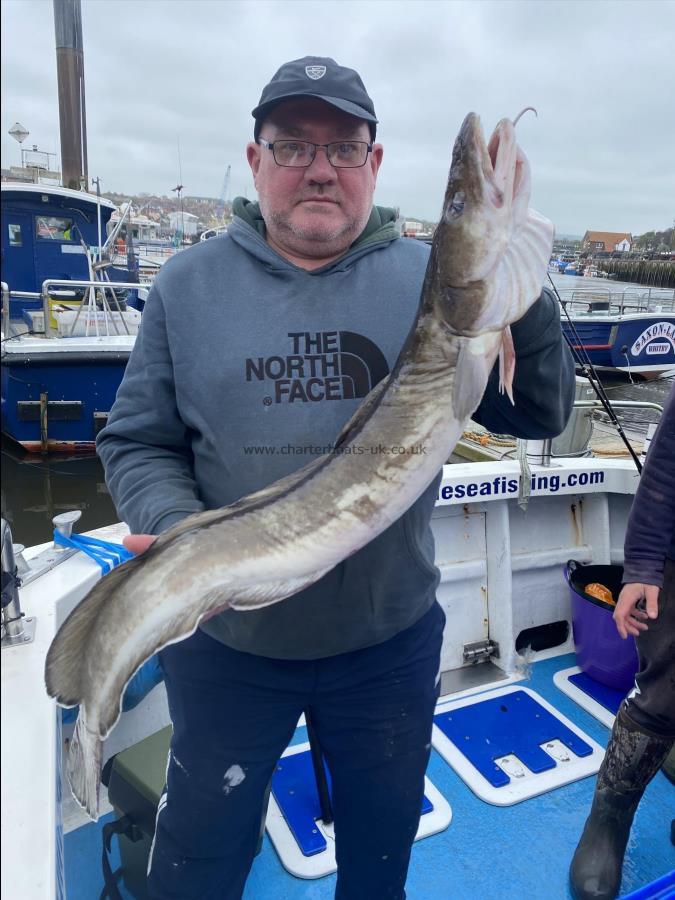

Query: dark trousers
[[622, 556, 675, 737], [147, 601, 445, 900]]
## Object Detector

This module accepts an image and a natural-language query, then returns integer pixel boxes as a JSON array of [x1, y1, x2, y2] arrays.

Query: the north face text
[[245, 330, 389, 404]]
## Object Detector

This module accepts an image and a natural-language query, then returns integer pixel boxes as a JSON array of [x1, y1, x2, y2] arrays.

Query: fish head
[[428, 111, 553, 336]]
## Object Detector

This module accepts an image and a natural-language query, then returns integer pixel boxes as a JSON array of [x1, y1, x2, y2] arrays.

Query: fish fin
[[45, 557, 143, 705], [67, 713, 102, 821], [334, 375, 391, 450], [498, 326, 516, 405], [453, 332, 502, 422]]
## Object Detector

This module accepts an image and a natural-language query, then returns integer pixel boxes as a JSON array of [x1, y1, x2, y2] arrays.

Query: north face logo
[[305, 65, 327, 80], [245, 331, 389, 404]]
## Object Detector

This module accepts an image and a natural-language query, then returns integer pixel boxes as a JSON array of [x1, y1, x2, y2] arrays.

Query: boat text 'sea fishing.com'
[[440, 470, 605, 500]]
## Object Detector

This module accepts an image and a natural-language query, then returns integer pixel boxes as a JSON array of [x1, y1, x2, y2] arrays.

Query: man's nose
[[304, 146, 336, 181]]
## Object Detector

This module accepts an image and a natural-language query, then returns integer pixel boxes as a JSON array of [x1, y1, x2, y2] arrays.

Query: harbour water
[[2, 273, 673, 548]]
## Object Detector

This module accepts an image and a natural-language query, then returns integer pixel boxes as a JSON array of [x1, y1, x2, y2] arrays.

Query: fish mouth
[[483, 125, 504, 208], [452, 112, 518, 213]]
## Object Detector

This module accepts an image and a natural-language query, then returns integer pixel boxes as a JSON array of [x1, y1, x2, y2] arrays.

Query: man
[[570, 386, 674, 900], [97, 57, 574, 900]]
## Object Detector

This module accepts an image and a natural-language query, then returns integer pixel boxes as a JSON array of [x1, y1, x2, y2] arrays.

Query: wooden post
[[40, 392, 49, 454]]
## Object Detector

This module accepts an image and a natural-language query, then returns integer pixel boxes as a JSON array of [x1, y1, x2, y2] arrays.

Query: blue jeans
[[147, 600, 445, 900]]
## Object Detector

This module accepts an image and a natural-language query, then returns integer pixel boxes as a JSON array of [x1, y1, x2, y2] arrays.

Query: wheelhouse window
[[35, 216, 74, 241], [8, 223, 22, 246]]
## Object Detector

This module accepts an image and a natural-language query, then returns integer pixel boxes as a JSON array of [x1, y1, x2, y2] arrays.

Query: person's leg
[[621, 557, 675, 738], [312, 601, 445, 900], [570, 559, 675, 900], [147, 628, 307, 900]]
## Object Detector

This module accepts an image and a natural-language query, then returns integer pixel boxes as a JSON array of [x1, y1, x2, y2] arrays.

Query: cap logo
[[305, 65, 326, 80]]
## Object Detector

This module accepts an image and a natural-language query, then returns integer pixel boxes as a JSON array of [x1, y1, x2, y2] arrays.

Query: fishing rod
[[547, 274, 643, 473]]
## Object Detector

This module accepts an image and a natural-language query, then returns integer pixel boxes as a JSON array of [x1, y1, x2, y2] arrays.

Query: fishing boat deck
[[457, 418, 650, 462], [63, 653, 675, 900], [457, 376, 673, 463]]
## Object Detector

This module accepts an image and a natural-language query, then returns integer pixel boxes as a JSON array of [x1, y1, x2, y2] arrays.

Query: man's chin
[[265, 207, 364, 258], [295, 204, 345, 223], [288, 215, 352, 244]]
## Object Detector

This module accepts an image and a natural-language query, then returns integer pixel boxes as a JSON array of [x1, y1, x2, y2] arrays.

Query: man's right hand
[[123, 534, 157, 555]]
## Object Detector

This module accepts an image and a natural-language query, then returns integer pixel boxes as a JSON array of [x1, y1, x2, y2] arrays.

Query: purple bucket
[[564, 560, 639, 692]]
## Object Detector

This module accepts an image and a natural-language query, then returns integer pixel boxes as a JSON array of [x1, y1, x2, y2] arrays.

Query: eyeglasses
[[258, 138, 373, 168]]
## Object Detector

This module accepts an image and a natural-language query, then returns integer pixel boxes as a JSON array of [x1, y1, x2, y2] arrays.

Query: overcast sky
[[2, 0, 674, 236]]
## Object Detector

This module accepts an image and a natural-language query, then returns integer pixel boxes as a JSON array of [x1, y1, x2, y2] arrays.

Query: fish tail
[[67, 713, 102, 821], [45, 558, 140, 705]]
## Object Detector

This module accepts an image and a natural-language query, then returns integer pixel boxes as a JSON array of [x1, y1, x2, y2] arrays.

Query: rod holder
[[1, 518, 36, 648], [526, 438, 553, 467]]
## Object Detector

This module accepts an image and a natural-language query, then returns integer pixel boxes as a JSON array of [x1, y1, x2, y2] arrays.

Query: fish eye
[[449, 191, 466, 217]]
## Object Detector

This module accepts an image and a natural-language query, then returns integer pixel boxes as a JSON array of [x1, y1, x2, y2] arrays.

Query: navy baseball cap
[[252, 56, 378, 139]]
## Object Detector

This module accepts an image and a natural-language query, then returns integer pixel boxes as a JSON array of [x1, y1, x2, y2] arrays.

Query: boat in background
[[1, 182, 143, 452], [558, 285, 675, 378], [582, 264, 608, 279], [200, 223, 229, 241]]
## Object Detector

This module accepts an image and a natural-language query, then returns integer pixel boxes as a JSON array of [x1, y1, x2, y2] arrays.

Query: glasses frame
[[258, 137, 373, 169]]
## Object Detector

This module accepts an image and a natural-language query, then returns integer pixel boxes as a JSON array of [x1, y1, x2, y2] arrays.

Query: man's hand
[[613, 582, 660, 639], [123, 534, 157, 555]]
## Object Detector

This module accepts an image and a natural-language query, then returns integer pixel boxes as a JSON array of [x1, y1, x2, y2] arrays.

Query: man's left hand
[[613, 581, 660, 639]]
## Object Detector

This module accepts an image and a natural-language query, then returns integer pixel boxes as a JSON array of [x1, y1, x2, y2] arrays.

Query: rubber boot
[[569, 707, 674, 900]]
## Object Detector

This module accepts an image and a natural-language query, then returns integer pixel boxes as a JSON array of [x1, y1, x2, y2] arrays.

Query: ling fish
[[45, 111, 554, 819]]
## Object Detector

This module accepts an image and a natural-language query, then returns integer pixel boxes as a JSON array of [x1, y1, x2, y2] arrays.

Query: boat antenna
[[175, 137, 185, 242], [547, 273, 643, 473]]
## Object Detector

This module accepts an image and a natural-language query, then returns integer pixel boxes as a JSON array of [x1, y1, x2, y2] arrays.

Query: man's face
[[247, 97, 383, 266]]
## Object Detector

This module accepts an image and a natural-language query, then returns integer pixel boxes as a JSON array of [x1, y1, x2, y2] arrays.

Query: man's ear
[[370, 143, 384, 180], [247, 142, 262, 180]]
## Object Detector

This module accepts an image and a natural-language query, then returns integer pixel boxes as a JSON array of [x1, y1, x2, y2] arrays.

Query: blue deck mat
[[434, 688, 593, 787], [568, 671, 628, 715], [65, 656, 675, 899], [621, 867, 675, 899], [272, 748, 433, 856]]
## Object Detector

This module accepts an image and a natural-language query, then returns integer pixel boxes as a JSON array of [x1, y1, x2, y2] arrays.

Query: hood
[[228, 196, 400, 274]]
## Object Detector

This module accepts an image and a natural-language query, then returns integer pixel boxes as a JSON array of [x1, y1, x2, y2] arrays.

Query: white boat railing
[[40, 278, 145, 338], [2, 282, 42, 338], [555, 286, 675, 316], [3, 279, 147, 341]]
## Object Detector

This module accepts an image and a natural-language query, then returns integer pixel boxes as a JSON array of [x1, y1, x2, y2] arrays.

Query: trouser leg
[[312, 601, 445, 900], [570, 561, 675, 900], [147, 628, 306, 900], [622, 556, 675, 736]]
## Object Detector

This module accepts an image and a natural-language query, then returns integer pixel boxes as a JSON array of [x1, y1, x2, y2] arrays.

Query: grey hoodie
[[97, 201, 574, 659]]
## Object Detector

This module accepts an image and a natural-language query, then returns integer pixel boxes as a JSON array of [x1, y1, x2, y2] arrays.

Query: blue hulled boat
[[1, 183, 142, 451], [559, 286, 675, 378]]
